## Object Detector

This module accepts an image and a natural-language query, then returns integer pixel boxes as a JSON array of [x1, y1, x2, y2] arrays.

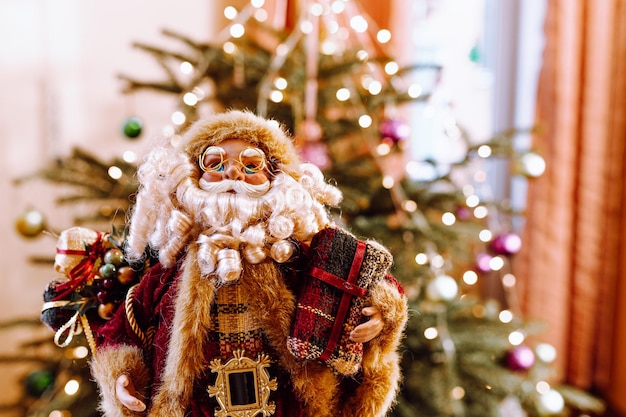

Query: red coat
[[90, 233, 407, 417]]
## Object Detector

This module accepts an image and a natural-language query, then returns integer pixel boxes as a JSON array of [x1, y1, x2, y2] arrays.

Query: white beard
[[177, 174, 321, 285]]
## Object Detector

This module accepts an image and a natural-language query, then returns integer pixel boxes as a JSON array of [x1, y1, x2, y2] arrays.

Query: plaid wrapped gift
[[287, 228, 392, 376]]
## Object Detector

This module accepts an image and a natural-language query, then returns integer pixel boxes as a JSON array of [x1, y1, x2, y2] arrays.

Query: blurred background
[[1, 1, 624, 416]]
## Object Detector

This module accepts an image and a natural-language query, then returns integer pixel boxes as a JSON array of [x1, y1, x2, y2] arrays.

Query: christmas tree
[[13, 1, 604, 416]]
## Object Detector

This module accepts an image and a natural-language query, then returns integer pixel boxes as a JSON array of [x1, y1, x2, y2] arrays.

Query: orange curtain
[[516, 0, 626, 413]]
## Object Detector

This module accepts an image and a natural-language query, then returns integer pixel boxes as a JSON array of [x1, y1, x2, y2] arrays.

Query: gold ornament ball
[[15, 209, 46, 238], [117, 266, 137, 285], [98, 303, 117, 320]]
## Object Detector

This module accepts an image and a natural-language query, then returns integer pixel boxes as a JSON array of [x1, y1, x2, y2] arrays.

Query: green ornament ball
[[15, 209, 46, 238], [121, 116, 143, 139], [99, 263, 117, 278], [24, 369, 55, 397]]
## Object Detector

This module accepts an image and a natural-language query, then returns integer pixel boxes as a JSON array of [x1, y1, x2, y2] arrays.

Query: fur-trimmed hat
[[181, 110, 301, 176]]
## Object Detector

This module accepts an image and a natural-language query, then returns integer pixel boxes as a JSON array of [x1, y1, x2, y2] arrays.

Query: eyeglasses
[[199, 146, 267, 174]]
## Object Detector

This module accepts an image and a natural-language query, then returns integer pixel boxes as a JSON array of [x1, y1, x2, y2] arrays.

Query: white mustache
[[199, 178, 270, 198]]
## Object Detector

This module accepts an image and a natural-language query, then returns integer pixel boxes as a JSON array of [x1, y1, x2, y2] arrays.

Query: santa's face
[[198, 138, 270, 187]]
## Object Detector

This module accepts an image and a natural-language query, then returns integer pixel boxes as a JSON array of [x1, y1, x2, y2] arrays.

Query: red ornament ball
[[379, 118, 410, 144], [505, 345, 535, 371], [491, 233, 522, 255]]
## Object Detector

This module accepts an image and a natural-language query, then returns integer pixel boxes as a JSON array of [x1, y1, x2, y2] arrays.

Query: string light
[[431, 255, 445, 268], [183, 92, 198, 106], [384, 61, 399, 75], [349, 15, 368, 32], [451, 386, 465, 400], [376, 143, 391, 156], [64, 379, 80, 395], [274, 77, 287, 89], [466, 194, 480, 207], [478, 229, 492, 242], [254, 8, 268, 22], [230, 23, 245, 38], [336, 88, 351, 101], [360, 75, 374, 89], [331, 0, 345, 13], [462, 184, 475, 195], [489, 256, 504, 271], [415, 253, 428, 265], [518, 152, 547, 177], [538, 389, 565, 414], [508, 331, 525, 345], [171, 111, 186, 126], [463, 270, 478, 285], [424, 327, 438, 339], [367, 80, 382, 95], [377, 29, 392, 43], [224, 6, 238, 20], [223, 41, 237, 54], [474, 206, 488, 219], [402, 200, 418, 212], [498, 310, 513, 323], [536, 381, 551, 394], [535, 343, 557, 363], [72, 346, 89, 359], [122, 151, 137, 163], [477, 145, 492, 158], [441, 212, 456, 226], [358, 114, 372, 127], [108, 166, 122, 180], [269, 90, 284, 103], [321, 40, 338, 54], [300, 20, 314, 34], [276, 44, 289, 56], [382, 175, 395, 189], [502, 273, 516, 287], [310, 2, 324, 16], [179, 61, 193, 75], [408, 84, 422, 98]]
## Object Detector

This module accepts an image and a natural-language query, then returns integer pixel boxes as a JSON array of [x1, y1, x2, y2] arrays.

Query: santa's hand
[[349, 306, 383, 343], [115, 374, 146, 412]]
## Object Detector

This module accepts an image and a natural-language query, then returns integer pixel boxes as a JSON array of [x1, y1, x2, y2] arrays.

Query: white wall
[[0, 0, 217, 410]]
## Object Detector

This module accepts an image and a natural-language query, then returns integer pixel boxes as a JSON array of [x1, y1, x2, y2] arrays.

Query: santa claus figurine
[[89, 110, 407, 417]]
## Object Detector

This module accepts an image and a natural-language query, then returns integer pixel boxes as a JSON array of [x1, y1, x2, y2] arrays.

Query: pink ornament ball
[[300, 142, 331, 170], [379, 118, 410, 144], [455, 206, 472, 221], [475, 252, 493, 273], [491, 233, 522, 255], [505, 345, 535, 371]]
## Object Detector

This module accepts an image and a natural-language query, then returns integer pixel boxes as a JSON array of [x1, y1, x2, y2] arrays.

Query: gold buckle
[[207, 349, 278, 416]]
